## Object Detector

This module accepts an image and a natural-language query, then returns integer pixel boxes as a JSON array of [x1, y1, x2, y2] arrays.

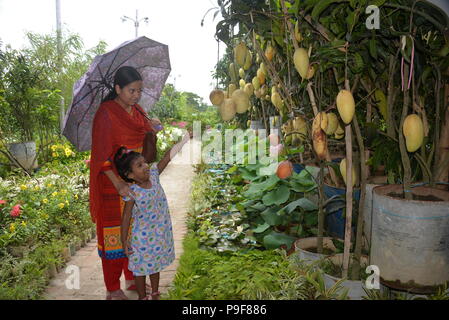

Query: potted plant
[[0, 47, 61, 173], [320, 253, 369, 300], [368, 4, 449, 293]]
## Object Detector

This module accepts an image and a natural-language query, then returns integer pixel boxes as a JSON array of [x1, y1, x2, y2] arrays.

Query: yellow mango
[[257, 68, 266, 85], [239, 68, 245, 79], [336, 90, 355, 124], [312, 112, 328, 132], [325, 113, 338, 135], [219, 99, 236, 121], [260, 62, 267, 76], [228, 83, 237, 96], [231, 89, 250, 114], [244, 83, 254, 97], [209, 89, 224, 106], [271, 91, 283, 110], [292, 116, 307, 144], [403, 114, 424, 152], [243, 50, 253, 70], [293, 48, 309, 79], [334, 123, 345, 139], [305, 64, 316, 80], [340, 158, 356, 187], [374, 89, 388, 120], [252, 76, 260, 91], [294, 20, 303, 43], [228, 63, 238, 84], [234, 42, 248, 67], [312, 128, 327, 160], [265, 45, 275, 61]]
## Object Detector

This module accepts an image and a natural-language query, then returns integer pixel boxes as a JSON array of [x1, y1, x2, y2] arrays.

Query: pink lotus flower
[[270, 144, 284, 157], [10, 204, 21, 217], [171, 121, 188, 128], [0, 200, 6, 205]]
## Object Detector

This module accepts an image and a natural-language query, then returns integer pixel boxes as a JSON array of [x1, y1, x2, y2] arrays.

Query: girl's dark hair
[[113, 146, 142, 183], [102, 66, 143, 102]]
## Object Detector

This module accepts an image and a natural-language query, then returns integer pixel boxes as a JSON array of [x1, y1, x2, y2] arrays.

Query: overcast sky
[[1, 1, 447, 104], [0, 0, 224, 103]]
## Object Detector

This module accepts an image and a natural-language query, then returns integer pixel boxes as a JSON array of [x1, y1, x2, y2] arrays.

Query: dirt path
[[43, 137, 200, 300]]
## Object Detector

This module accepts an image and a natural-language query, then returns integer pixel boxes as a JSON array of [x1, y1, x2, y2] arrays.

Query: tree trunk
[[435, 74, 449, 186], [342, 80, 354, 279], [399, 64, 413, 200]]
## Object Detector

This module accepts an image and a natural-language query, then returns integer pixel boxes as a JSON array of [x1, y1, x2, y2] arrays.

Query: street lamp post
[[56, 0, 65, 134], [121, 9, 149, 38]]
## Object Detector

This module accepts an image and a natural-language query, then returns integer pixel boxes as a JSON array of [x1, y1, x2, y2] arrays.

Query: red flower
[[10, 204, 21, 217], [0, 200, 6, 205]]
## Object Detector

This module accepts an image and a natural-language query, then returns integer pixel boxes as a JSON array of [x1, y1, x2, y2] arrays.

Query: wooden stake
[[342, 80, 353, 280]]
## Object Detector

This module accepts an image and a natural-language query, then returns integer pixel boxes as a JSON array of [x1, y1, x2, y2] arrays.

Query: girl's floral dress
[[123, 163, 175, 276]]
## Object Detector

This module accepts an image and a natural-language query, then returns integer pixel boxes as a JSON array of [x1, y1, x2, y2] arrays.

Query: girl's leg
[[149, 272, 160, 300], [135, 275, 147, 299]]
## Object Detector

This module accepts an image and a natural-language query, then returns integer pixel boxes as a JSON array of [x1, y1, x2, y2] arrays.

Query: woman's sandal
[[106, 289, 129, 300]]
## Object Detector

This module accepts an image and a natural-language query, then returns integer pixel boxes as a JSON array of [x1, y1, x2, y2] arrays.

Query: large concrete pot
[[322, 253, 369, 300], [371, 184, 449, 294], [8, 141, 38, 170], [294, 237, 337, 265]]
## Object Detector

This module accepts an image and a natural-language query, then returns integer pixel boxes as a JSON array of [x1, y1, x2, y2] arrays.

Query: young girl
[[114, 146, 175, 300]]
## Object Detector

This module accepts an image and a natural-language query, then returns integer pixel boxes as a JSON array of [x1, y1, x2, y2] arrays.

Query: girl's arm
[[104, 170, 130, 197], [121, 200, 135, 256], [142, 131, 157, 163]]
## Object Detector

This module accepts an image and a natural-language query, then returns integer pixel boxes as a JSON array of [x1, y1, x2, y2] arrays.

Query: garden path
[[42, 137, 201, 300]]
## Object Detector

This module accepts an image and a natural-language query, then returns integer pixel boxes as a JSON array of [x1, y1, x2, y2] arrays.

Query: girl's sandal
[[126, 283, 152, 291], [150, 291, 161, 300]]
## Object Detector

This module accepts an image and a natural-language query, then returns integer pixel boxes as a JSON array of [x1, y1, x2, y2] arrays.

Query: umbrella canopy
[[62, 36, 171, 151]]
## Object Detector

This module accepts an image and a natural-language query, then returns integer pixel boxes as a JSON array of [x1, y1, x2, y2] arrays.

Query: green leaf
[[369, 38, 378, 59], [262, 185, 290, 206], [246, 175, 280, 196], [290, 224, 303, 237], [312, 0, 346, 20], [262, 231, 296, 250], [372, 0, 387, 6], [261, 207, 283, 226], [304, 211, 318, 227], [284, 198, 318, 213], [227, 165, 238, 174], [252, 223, 271, 234], [250, 202, 267, 212]]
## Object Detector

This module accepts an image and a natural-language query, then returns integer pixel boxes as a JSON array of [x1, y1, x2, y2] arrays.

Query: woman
[[90, 66, 161, 300]]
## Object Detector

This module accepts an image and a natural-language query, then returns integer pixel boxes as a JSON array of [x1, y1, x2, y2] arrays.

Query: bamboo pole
[[342, 79, 354, 280]]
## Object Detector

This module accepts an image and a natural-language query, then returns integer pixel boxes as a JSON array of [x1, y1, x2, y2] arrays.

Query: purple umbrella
[[62, 36, 171, 151]]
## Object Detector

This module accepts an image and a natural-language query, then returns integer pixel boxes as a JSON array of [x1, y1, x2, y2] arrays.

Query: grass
[[165, 233, 295, 300]]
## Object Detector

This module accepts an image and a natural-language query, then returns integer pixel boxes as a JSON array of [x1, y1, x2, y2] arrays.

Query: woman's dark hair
[[113, 146, 143, 183], [102, 66, 143, 102]]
